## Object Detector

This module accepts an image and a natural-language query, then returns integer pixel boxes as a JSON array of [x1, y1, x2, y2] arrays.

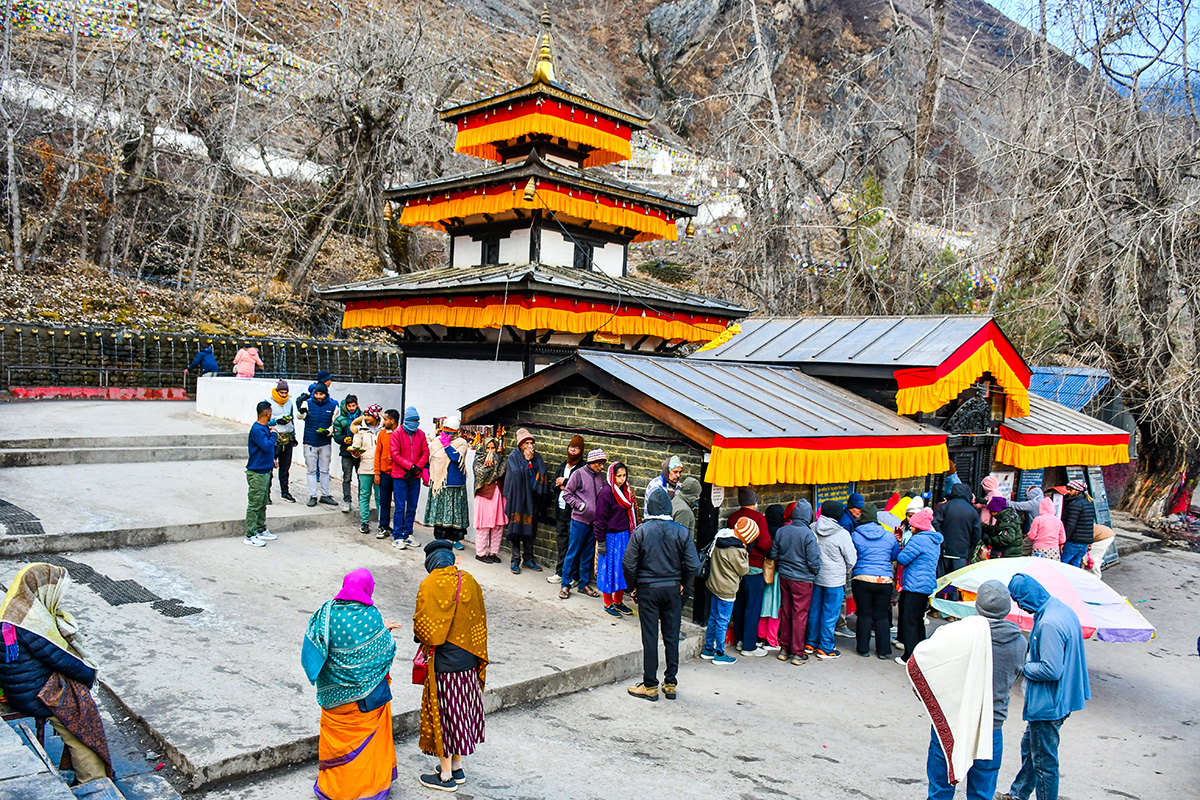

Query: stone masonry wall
[[0, 322, 402, 393]]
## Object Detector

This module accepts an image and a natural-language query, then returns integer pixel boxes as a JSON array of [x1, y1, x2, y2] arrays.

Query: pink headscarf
[[334, 568, 375, 606], [980, 475, 1001, 524]]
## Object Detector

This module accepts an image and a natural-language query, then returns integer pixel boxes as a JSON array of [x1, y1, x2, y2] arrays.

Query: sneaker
[[604, 605, 621, 617], [243, 535, 265, 547], [700, 648, 717, 660], [712, 654, 737, 666], [776, 652, 790, 662], [804, 644, 815, 655], [391, 538, 406, 550], [816, 648, 841, 660], [257, 529, 277, 541], [511, 563, 521, 574], [452, 541, 464, 550], [662, 682, 677, 699], [418, 772, 457, 792], [306, 498, 318, 507], [761, 642, 781, 652], [360, 523, 370, 534], [522, 560, 542, 572], [835, 626, 855, 639], [790, 654, 808, 666], [406, 538, 422, 548], [376, 529, 390, 540], [319, 496, 338, 506], [546, 574, 560, 583], [281, 493, 296, 503], [451, 768, 465, 785], [740, 646, 770, 658], [341, 502, 351, 513], [614, 603, 633, 615], [895, 656, 906, 665], [890, 625, 898, 638], [627, 682, 658, 702]]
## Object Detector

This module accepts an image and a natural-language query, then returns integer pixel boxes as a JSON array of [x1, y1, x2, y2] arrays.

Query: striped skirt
[[436, 669, 485, 757]]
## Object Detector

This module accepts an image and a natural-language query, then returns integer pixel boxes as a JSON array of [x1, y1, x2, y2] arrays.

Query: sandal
[[580, 585, 601, 598], [558, 586, 570, 599]]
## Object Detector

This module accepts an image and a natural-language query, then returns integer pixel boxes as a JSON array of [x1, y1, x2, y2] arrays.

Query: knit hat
[[276, 379, 289, 391], [847, 492, 866, 510], [312, 383, 328, 396], [365, 404, 383, 418], [514, 428, 534, 447], [906, 497, 925, 515], [316, 370, 332, 383], [819, 500, 844, 520], [441, 415, 460, 431], [733, 516, 760, 545], [568, 434, 585, 450], [1067, 479, 1087, 493], [587, 448, 607, 464], [987, 496, 1008, 513], [647, 487, 673, 517], [909, 508, 935, 531], [975, 580, 1012, 620], [860, 502, 878, 524], [667, 455, 683, 471], [737, 486, 757, 507]]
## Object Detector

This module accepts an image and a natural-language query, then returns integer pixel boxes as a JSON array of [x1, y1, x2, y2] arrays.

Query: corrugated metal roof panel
[[692, 316, 993, 366], [1028, 367, 1109, 411], [1002, 394, 1126, 438], [579, 352, 945, 440]]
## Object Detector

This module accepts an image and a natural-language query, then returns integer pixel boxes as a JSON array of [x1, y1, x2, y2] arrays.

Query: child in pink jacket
[[233, 346, 263, 378], [1027, 498, 1066, 560]]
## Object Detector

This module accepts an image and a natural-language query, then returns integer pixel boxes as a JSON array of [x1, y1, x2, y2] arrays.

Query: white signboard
[[710, 485, 726, 508], [989, 471, 1015, 499]]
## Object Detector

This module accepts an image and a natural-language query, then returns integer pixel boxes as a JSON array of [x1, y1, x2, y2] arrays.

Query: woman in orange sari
[[413, 541, 488, 792], [303, 569, 400, 800]]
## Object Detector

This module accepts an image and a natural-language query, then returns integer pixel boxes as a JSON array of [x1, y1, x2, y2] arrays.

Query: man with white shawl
[[908, 580, 1027, 800]]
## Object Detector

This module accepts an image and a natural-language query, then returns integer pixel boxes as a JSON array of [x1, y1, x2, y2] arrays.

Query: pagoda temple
[[319, 9, 746, 416]]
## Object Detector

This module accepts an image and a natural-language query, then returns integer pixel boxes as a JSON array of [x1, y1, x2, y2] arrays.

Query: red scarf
[[608, 462, 637, 532]]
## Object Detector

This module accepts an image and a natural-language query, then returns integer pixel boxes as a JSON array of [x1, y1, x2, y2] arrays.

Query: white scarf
[[906, 615, 994, 784]]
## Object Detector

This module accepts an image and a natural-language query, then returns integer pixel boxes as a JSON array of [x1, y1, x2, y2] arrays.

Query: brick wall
[[0, 322, 402, 392]]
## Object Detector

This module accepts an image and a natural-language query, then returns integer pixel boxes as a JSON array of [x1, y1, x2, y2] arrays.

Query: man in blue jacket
[[1000, 574, 1091, 800], [185, 345, 219, 376], [298, 384, 339, 507], [245, 401, 279, 547]]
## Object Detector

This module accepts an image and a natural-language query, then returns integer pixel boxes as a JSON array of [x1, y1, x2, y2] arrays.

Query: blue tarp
[[1029, 367, 1109, 412]]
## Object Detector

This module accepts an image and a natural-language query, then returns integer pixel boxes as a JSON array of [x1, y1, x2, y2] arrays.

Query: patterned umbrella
[[931, 556, 1155, 643]]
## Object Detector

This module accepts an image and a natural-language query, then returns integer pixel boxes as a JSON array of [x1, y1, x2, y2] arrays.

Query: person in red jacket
[[388, 405, 430, 550], [728, 487, 773, 657]]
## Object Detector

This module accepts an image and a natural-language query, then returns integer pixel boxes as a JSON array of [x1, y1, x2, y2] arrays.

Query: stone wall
[[0, 322, 402, 392]]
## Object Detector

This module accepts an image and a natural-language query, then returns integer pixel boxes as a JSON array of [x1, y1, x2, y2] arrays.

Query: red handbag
[[412, 569, 462, 685]]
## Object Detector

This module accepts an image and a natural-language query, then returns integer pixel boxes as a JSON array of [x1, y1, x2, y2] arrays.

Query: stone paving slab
[[0, 401, 246, 442], [0, 526, 669, 789]]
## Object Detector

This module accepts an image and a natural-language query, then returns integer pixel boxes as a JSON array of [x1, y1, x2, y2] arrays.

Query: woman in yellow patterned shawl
[[413, 541, 488, 792]]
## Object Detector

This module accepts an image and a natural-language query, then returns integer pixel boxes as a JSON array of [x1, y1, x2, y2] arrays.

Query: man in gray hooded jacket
[[769, 500, 822, 664]]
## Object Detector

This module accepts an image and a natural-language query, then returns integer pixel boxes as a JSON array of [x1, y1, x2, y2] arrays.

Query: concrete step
[[0, 446, 243, 468], [1, 434, 245, 450]]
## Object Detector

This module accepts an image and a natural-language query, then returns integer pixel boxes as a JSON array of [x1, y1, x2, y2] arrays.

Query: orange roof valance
[[341, 295, 727, 342], [399, 181, 678, 242], [995, 427, 1129, 470], [894, 321, 1031, 418], [704, 434, 950, 487], [454, 99, 633, 167]]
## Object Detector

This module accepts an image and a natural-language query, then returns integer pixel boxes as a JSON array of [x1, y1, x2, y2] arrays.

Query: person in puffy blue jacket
[[895, 507, 942, 663], [1002, 573, 1090, 800], [185, 345, 219, 376], [850, 503, 899, 658]]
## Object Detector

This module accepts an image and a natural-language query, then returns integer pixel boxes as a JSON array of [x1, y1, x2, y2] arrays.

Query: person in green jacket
[[982, 497, 1024, 559], [331, 394, 362, 513]]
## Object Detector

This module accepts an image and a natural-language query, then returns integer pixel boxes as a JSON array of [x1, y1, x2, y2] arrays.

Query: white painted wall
[[452, 236, 480, 267], [540, 229, 575, 267], [499, 227, 531, 266], [593, 241, 624, 276]]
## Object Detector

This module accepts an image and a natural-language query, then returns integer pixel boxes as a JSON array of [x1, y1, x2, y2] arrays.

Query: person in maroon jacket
[[388, 405, 430, 550], [728, 486, 773, 657]]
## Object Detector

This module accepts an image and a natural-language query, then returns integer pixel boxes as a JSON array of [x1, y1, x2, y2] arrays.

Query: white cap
[[906, 497, 925, 514], [441, 415, 460, 430]]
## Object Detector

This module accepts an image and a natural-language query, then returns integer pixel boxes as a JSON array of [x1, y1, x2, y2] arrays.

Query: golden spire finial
[[530, 4, 557, 84], [540, 3, 551, 28]]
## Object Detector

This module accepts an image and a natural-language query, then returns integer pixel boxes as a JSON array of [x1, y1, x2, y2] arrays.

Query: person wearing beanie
[[551, 434, 587, 584], [982, 496, 1024, 559], [672, 477, 703, 542], [767, 499, 821, 665], [895, 507, 942, 663], [501, 429, 548, 573], [472, 435, 508, 564], [308, 370, 333, 396], [559, 449, 608, 599], [266, 379, 297, 503], [1060, 479, 1095, 568], [644, 455, 685, 517], [374, 409, 399, 538], [424, 415, 471, 548], [388, 406, 431, 550], [916, 580, 1027, 800], [331, 394, 362, 513], [702, 526, 749, 666], [805, 500, 857, 659], [349, 405, 383, 534], [623, 488, 700, 701], [297, 381, 339, 508], [728, 487, 772, 657], [840, 492, 866, 533], [850, 503, 899, 659]]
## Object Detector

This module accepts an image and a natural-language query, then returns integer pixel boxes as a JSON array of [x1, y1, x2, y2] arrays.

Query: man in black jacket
[[936, 483, 982, 578], [623, 489, 700, 702], [1060, 479, 1096, 568]]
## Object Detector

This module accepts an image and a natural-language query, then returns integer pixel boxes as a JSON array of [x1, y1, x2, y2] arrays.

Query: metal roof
[[1029, 367, 1110, 412], [439, 81, 650, 128], [1002, 394, 1127, 439], [691, 316, 996, 367], [316, 262, 749, 318]]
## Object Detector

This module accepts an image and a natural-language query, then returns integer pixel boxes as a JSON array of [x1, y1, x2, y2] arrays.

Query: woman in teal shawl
[[302, 569, 400, 800]]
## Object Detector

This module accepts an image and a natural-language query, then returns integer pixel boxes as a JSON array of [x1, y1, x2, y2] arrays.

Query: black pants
[[637, 584, 682, 687], [511, 537, 534, 565], [341, 454, 358, 502], [897, 590, 928, 662], [555, 504, 571, 576], [434, 526, 465, 541], [852, 580, 893, 656], [378, 472, 394, 530], [271, 441, 295, 496]]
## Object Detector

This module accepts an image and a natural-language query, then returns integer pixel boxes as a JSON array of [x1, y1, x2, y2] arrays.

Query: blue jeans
[[1009, 718, 1064, 800], [805, 584, 845, 653], [562, 519, 595, 588], [1061, 542, 1088, 568], [733, 571, 765, 650], [391, 477, 421, 540], [926, 726, 1003, 800], [704, 596, 735, 654]]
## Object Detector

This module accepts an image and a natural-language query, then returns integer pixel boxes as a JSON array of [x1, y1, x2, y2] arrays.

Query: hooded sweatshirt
[[706, 527, 749, 601], [233, 346, 263, 378], [812, 513, 857, 587], [671, 477, 702, 540], [979, 475, 1001, 524], [937, 483, 982, 559], [1009, 487, 1045, 534], [1027, 498, 1067, 551], [186, 347, 219, 374], [768, 500, 822, 583], [987, 618, 1029, 727], [1008, 574, 1091, 721]]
